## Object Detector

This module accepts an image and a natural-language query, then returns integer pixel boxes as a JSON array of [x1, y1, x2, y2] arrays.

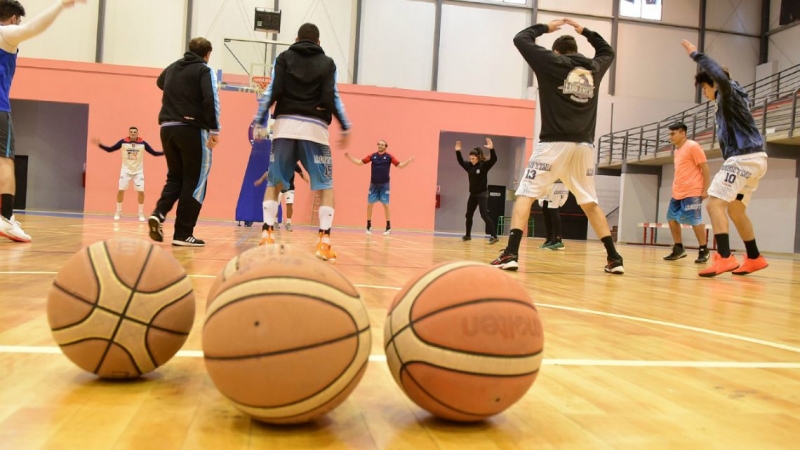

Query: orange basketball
[[47, 238, 195, 378], [203, 244, 371, 424], [384, 261, 544, 422]]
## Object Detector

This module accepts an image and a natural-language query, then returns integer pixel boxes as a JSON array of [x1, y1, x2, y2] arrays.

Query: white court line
[[2, 346, 799, 369], [537, 303, 800, 355]]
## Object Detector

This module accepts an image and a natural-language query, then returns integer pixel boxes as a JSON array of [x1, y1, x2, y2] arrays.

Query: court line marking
[[536, 302, 800, 355], [1, 346, 798, 368], [4, 276, 798, 356]]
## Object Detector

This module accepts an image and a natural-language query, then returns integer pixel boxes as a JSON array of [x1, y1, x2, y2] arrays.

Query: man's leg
[[729, 199, 768, 274], [261, 139, 294, 245], [382, 186, 391, 234], [171, 128, 209, 245], [547, 206, 564, 250], [297, 140, 336, 261], [0, 114, 31, 243], [540, 201, 553, 248]]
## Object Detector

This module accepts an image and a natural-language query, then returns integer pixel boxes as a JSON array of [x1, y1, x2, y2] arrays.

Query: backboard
[[219, 37, 292, 96]]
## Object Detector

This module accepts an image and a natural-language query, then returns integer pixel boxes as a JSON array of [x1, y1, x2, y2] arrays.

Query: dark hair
[[188, 37, 213, 58], [469, 148, 488, 162], [129, 126, 138, 131], [0, 1, 25, 21], [695, 67, 731, 87], [668, 122, 687, 132], [297, 23, 320, 42], [552, 36, 578, 55], [378, 140, 388, 148]]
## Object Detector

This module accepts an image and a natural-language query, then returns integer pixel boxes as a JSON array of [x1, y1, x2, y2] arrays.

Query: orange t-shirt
[[672, 139, 707, 200]]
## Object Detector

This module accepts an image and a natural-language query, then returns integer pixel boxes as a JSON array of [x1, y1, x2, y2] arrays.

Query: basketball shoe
[[732, 255, 768, 275], [259, 229, 275, 246], [0, 215, 31, 243], [699, 254, 739, 277], [315, 232, 337, 262], [491, 251, 518, 271]]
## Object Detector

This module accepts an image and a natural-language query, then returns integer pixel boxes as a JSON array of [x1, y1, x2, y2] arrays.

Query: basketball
[[203, 244, 372, 424], [384, 261, 544, 422], [47, 238, 195, 379]]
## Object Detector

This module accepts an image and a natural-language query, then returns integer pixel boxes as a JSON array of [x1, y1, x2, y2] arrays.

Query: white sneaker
[[383, 229, 391, 235], [114, 213, 121, 220], [366, 227, 372, 235], [138, 214, 146, 222], [0, 216, 32, 243]]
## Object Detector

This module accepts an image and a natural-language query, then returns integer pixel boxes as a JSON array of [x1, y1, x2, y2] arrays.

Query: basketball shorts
[[708, 152, 767, 206], [367, 182, 390, 204], [0, 112, 15, 160], [516, 142, 598, 205], [283, 190, 294, 204], [269, 138, 332, 191], [666, 196, 703, 226], [119, 170, 145, 191], [537, 182, 569, 208]]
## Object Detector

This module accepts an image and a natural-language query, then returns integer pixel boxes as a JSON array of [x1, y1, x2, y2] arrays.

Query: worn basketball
[[47, 238, 195, 378], [203, 244, 371, 424], [384, 261, 544, 422]]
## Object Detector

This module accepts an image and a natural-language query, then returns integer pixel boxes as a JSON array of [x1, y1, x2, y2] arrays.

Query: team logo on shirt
[[559, 68, 595, 103]]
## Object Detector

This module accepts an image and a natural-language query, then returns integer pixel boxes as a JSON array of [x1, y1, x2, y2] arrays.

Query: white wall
[[618, 172, 660, 243], [656, 157, 798, 253], [102, 0, 186, 69], [193, 0, 355, 84], [438, 2, 529, 98], [358, 0, 436, 90], [538, 0, 612, 17], [768, 0, 800, 72], [16, 1, 99, 63], [705, 32, 760, 86]]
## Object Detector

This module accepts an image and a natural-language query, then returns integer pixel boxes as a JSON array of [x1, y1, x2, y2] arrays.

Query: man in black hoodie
[[148, 37, 221, 247], [491, 18, 624, 274], [253, 23, 351, 262]]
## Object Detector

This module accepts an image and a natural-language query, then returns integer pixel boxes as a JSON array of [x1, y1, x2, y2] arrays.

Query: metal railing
[[598, 63, 800, 167]]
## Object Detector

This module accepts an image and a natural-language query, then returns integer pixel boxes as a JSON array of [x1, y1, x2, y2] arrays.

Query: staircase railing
[[598, 63, 800, 167]]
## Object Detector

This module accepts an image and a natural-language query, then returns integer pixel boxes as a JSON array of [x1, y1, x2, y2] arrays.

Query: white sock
[[116, 202, 122, 212], [262, 200, 278, 226], [319, 205, 334, 232], [286, 217, 291, 224], [138, 204, 144, 214]]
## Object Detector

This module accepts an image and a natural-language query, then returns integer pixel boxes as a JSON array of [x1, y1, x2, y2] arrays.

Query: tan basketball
[[47, 238, 195, 378], [384, 261, 544, 422], [203, 244, 371, 424]]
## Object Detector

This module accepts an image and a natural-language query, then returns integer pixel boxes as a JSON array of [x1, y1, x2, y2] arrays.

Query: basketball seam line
[[203, 326, 370, 361], [93, 241, 153, 376], [205, 288, 362, 324], [400, 363, 540, 418], [131, 273, 191, 294], [49, 284, 191, 337], [385, 298, 540, 359], [219, 351, 371, 413], [210, 273, 359, 306]]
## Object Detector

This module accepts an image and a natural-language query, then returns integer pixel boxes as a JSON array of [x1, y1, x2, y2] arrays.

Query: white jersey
[[100, 138, 161, 173]]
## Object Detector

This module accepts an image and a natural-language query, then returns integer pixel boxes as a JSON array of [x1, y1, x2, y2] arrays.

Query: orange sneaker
[[259, 230, 275, 246], [699, 254, 740, 278], [315, 242, 337, 262], [732, 255, 768, 275]]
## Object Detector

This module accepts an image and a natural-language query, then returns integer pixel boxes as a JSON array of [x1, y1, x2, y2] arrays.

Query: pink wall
[[12, 58, 535, 231]]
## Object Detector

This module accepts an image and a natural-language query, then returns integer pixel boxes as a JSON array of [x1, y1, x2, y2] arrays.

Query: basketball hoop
[[251, 76, 270, 99]]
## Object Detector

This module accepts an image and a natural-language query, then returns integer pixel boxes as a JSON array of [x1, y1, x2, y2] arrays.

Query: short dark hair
[[0, 1, 25, 21], [188, 37, 213, 58], [378, 140, 388, 148], [552, 36, 578, 55], [129, 126, 138, 131], [694, 71, 714, 87], [297, 23, 320, 42], [668, 122, 687, 132]]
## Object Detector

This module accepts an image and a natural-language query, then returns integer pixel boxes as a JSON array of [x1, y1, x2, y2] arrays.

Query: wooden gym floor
[[1, 212, 799, 449]]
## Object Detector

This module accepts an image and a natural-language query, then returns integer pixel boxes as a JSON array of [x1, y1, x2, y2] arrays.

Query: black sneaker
[[491, 252, 519, 271], [663, 245, 687, 261], [695, 248, 710, 263], [148, 215, 163, 242], [487, 236, 499, 245], [604, 257, 625, 274], [172, 236, 205, 247], [462, 235, 472, 241]]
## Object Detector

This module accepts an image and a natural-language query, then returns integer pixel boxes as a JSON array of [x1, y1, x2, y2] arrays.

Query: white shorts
[[517, 142, 598, 205], [708, 152, 767, 206], [119, 170, 144, 192], [283, 190, 294, 204], [538, 182, 569, 208]]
